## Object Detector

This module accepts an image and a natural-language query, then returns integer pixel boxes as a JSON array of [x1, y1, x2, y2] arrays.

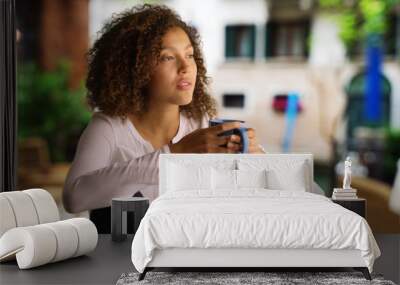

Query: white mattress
[[131, 190, 380, 273]]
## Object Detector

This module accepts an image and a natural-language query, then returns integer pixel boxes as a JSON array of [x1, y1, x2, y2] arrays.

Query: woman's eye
[[187, 54, 194, 59], [161, 56, 175, 61]]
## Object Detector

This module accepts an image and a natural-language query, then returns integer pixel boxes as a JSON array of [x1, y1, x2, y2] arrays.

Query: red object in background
[[272, 94, 303, 113]]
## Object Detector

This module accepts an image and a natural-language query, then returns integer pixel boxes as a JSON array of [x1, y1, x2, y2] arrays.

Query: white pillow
[[266, 163, 307, 191], [238, 158, 309, 192], [236, 169, 268, 189], [212, 168, 237, 190], [211, 168, 268, 190], [168, 162, 212, 191]]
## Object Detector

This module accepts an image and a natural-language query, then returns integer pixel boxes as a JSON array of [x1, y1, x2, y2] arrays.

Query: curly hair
[[86, 4, 217, 122]]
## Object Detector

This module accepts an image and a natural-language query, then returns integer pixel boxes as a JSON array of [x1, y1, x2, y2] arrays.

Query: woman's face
[[147, 27, 197, 107]]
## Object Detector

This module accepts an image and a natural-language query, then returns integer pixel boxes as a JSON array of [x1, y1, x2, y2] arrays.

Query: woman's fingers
[[227, 127, 261, 153], [227, 128, 255, 142], [211, 146, 233, 153], [209, 122, 241, 135], [228, 135, 257, 147], [216, 135, 230, 145], [199, 125, 261, 153], [247, 128, 255, 139], [205, 140, 240, 153], [229, 135, 241, 143], [227, 142, 241, 152]]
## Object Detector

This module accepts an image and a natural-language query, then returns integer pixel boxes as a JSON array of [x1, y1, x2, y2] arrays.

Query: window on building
[[265, 20, 310, 58], [225, 25, 256, 59], [222, 94, 245, 108]]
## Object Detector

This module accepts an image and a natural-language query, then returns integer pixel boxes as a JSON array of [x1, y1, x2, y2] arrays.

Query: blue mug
[[209, 119, 249, 153]]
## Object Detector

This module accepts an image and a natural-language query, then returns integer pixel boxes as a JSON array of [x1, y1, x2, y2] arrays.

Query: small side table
[[331, 198, 366, 218], [111, 197, 149, 242]]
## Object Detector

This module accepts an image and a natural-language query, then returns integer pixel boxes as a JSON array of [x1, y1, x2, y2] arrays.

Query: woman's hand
[[227, 128, 265, 153], [169, 122, 243, 153]]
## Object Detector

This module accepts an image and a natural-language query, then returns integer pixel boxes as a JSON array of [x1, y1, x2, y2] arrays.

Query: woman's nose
[[178, 57, 190, 73]]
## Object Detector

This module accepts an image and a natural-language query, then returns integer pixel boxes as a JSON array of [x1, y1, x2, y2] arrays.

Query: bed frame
[[138, 154, 372, 281], [139, 248, 371, 280]]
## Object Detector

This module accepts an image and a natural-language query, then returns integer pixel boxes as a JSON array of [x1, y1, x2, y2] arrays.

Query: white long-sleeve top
[[63, 111, 208, 213]]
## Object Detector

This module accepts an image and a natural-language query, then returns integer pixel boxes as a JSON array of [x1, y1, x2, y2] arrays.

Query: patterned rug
[[116, 271, 396, 285]]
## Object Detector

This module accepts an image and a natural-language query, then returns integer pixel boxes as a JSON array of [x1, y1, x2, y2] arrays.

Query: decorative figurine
[[333, 156, 358, 199], [343, 156, 352, 190]]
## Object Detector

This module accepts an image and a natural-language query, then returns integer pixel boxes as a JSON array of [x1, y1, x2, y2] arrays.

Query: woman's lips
[[177, 80, 192, 90]]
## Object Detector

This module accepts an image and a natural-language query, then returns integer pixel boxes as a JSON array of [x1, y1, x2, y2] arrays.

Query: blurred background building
[[15, 0, 400, 233]]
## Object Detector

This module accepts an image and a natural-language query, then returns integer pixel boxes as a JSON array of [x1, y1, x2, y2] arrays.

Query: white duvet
[[131, 189, 380, 273]]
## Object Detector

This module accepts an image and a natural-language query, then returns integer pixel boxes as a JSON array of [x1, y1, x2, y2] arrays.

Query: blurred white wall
[[309, 13, 346, 67], [89, 0, 143, 44]]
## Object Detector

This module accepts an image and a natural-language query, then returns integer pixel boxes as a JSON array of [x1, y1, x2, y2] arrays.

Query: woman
[[63, 5, 264, 231]]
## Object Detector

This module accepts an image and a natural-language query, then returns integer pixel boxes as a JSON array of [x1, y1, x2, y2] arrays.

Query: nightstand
[[331, 198, 366, 218], [111, 197, 149, 242]]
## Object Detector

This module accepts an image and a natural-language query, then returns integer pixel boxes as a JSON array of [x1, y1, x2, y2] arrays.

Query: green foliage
[[338, 11, 357, 49], [360, 0, 388, 36], [384, 128, 400, 184], [318, 0, 400, 49], [319, 0, 344, 8], [17, 61, 91, 162]]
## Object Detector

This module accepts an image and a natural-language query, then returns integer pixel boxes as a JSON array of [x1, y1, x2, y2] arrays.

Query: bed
[[131, 154, 380, 281]]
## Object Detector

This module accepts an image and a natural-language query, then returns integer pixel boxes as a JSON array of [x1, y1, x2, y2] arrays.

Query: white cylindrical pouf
[[0, 226, 57, 269], [23, 189, 59, 223], [65, 218, 98, 257], [1, 192, 39, 227], [0, 196, 17, 237], [42, 221, 79, 262]]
